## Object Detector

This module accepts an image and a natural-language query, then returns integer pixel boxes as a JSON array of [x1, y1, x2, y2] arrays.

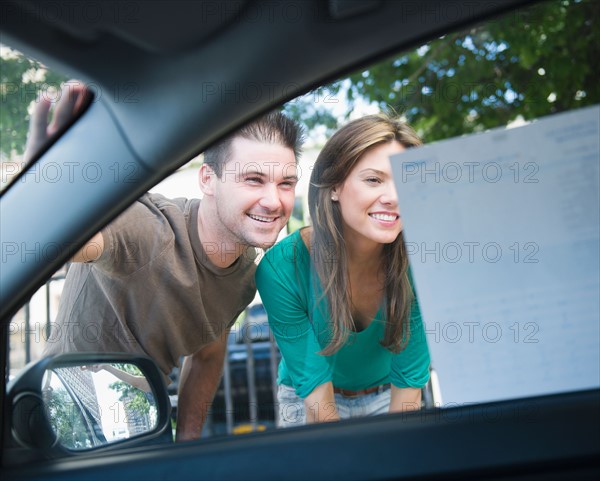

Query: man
[[36, 84, 304, 441]]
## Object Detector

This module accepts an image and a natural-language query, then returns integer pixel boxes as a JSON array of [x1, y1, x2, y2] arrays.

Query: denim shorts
[[277, 383, 391, 428]]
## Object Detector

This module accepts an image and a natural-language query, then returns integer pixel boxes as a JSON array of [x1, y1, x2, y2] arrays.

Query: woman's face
[[333, 140, 405, 248]]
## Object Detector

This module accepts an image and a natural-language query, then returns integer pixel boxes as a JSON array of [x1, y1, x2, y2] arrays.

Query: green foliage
[[283, 84, 342, 136], [0, 46, 67, 158], [109, 363, 151, 416], [45, 386, 93, 450], [284, 0, 599, 143]]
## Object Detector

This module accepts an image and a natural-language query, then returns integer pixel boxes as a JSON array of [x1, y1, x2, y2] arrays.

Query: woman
[[256, 113, 430, 427]]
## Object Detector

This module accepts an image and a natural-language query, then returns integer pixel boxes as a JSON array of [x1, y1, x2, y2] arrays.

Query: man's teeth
[[370, 213, 397, 221], [248, 214, 276, 223]]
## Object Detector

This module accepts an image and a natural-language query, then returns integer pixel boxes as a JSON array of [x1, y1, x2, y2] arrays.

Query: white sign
[[391, 105, 600, 405]]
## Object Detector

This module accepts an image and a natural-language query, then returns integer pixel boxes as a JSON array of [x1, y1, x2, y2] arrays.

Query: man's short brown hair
[[204, 111, 304, 177]]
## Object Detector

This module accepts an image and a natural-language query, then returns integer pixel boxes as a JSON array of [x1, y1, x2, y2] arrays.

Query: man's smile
[[247, 213, 279, 223]]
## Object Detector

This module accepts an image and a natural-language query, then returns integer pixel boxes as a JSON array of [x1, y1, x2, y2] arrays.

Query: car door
[[2, 1, 599, 480]]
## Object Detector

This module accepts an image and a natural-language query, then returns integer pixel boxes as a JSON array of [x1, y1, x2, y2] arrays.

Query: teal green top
[[256, 229, 431, 399]]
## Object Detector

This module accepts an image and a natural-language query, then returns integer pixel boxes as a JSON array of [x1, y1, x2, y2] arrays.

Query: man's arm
[[389, 386, 422, 413], [24, 82, 102, 264], [71, 232, 104, 262], [83, 364, 151, 393], [304, 381, 340, 424], [175, 329, 229, 442]]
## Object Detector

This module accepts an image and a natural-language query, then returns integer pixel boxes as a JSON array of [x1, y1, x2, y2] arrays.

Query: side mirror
[[7, 353, 172, 459]]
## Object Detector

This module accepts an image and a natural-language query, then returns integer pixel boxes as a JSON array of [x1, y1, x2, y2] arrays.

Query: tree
[[45, 384, 95, 450], [286, 0, 599, 142], [282, 86, 342, 141], [108, 363, 153, 421]]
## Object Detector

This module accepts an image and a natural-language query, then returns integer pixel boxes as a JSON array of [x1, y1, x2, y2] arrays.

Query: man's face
[[213, 137, 298, 249]]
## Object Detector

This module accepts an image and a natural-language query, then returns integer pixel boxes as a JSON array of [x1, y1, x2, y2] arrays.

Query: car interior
[[1, 0, 599, 480]]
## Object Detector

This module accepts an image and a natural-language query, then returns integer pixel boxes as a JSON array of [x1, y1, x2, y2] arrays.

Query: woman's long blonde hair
[[308, 113, 422, 355]]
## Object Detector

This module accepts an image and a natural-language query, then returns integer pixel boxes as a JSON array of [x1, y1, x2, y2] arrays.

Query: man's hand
[[175, 330, 229, 442], [24, 80, 90, 163]]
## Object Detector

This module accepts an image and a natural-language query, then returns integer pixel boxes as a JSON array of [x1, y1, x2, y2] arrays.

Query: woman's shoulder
[[270, 227, 311, 254], [259, 227, 312, 272], [299, 226, 312, 250]]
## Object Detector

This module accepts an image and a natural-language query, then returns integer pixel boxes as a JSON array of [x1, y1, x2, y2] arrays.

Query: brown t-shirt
[[45, 193, 258, 376]]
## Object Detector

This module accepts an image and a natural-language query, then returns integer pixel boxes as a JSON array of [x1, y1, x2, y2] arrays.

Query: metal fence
[[212, 325, 281, 435], [8, 266, 68, 375]]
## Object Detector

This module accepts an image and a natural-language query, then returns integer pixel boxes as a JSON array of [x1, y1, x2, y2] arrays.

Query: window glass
[[4, 0, 598, 444]]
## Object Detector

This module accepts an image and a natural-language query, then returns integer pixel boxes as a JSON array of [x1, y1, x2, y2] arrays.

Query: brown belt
[[333, 384, 390, 398]]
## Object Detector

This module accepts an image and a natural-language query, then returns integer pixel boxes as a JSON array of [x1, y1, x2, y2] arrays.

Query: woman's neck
[[346, 238, 386, 331], [345, 235, 385, 277]]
